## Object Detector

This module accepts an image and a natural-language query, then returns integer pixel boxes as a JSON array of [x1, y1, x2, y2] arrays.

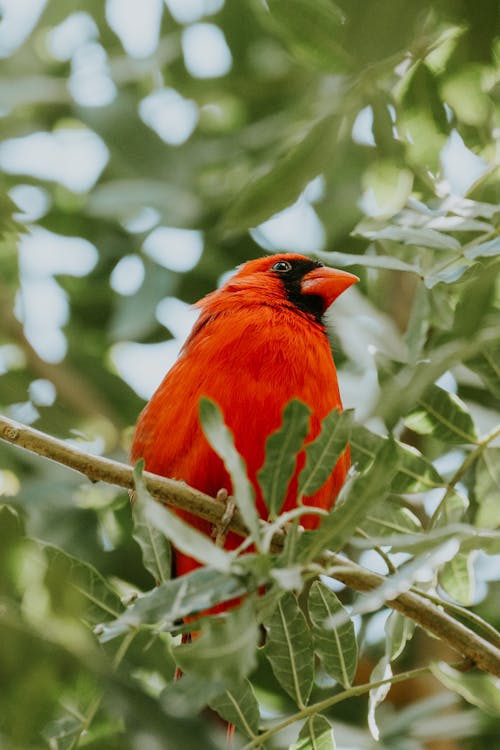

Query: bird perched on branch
[[131, 253, 358, 581]]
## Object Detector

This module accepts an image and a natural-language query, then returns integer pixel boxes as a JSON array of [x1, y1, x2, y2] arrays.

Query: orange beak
[[301, 266, 359, 312]]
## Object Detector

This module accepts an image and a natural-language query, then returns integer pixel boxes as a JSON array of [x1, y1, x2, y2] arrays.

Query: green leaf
[[385, 610, 415, 661], [299, 440, 398, 562], [161, 674, 226, 718], [404, 384, 478, 444], [209, 679, 260, 738], [266, 0, 350, 73], [309, 581, 357, 688], [367, 656, 392, 741], [317, 249, 420, 273], [368, 611, 414, 740], [360, 497, 422, 538], [298, 409, 353, 498], [264, 592, 314, 707], [200, 397, 261, 547], [291, 715, 335, 750], [350, 424, 442, 493], [405, 283, 431, 363], [430, 662, 500, 717], [438, 550, 475, 605], [467, 344, 500, 399], [258, 399, 311, 519], [221, 114, 340, 233], [358, 224, 461, 250], [465, 235, 500, 260], [42, 544, 123, 626], [42, 716, 84, 750], [144, 490, 232, 572], [475, 448, 500, 528], [174, 600, 259, 682], [132, 460, 171, 583], [102, 567, 249, 641]]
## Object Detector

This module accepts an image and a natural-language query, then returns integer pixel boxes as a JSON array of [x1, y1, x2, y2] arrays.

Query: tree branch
[[1, 413, 499, 678]]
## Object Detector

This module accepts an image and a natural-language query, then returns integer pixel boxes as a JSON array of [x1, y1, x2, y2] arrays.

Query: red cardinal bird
[[131, 253, 358, 580]]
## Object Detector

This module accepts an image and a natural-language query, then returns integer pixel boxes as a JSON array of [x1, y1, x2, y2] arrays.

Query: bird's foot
[[213, 489, 236, 547]]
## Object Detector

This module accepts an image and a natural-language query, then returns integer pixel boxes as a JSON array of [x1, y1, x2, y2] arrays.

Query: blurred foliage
[[0, 0, 499, 748]]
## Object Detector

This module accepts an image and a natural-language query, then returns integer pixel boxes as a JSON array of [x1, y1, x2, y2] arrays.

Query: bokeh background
[[0, 1, 499, 749]]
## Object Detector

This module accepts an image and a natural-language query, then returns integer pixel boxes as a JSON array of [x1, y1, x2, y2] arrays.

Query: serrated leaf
[[430, 662, 500, 717], [404, 384, 478, 444], [309, 581, 357, 688], [209, 679, 260, 738], [438, 550, 475, 605], [350, 424, 442, 493], [264, 592, 314, 707], [298, 409, 353, 498], [258, 399, 311, 519], [174, 600, 259, 682], [42, 544, 123, 626], [475, 448, 500, 528], [200, 397, 261, 547], [132, 460, 171, 583], [298, 440, 398, 562], [291, 715, 335, 750], [102, 567, 248, 641], [145, 491, 232, 572]]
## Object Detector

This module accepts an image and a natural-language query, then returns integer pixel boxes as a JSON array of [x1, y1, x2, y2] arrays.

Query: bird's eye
[[271, 260, 292, 273]]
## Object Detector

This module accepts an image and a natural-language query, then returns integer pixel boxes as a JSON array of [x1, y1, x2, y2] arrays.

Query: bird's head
[[204, 254, 359, 322]]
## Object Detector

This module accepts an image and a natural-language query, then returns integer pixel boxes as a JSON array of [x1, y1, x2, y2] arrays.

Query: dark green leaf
[[360, 498, 422, 538], [298, 440, 398, 562], [438, 551, 475, 605], [291, 715, 335, 750], [258, 399, 311, 519], [309, 581, 357, 688], [430, 662, 500, 717], [266, 0, 350, 73], [404, 384, 479, 444], [467, 343, 500, 399], [221, 114, 340, 232], [174, 601, 259, 682], [264, 592, 314, 707], [298, 409, 353, 498], [350, 424, 442, 493], [102, 568, 249, 641], [42, 544, 123, 626], [475, 448, 500, 528], [209, 679, 260, 738]]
